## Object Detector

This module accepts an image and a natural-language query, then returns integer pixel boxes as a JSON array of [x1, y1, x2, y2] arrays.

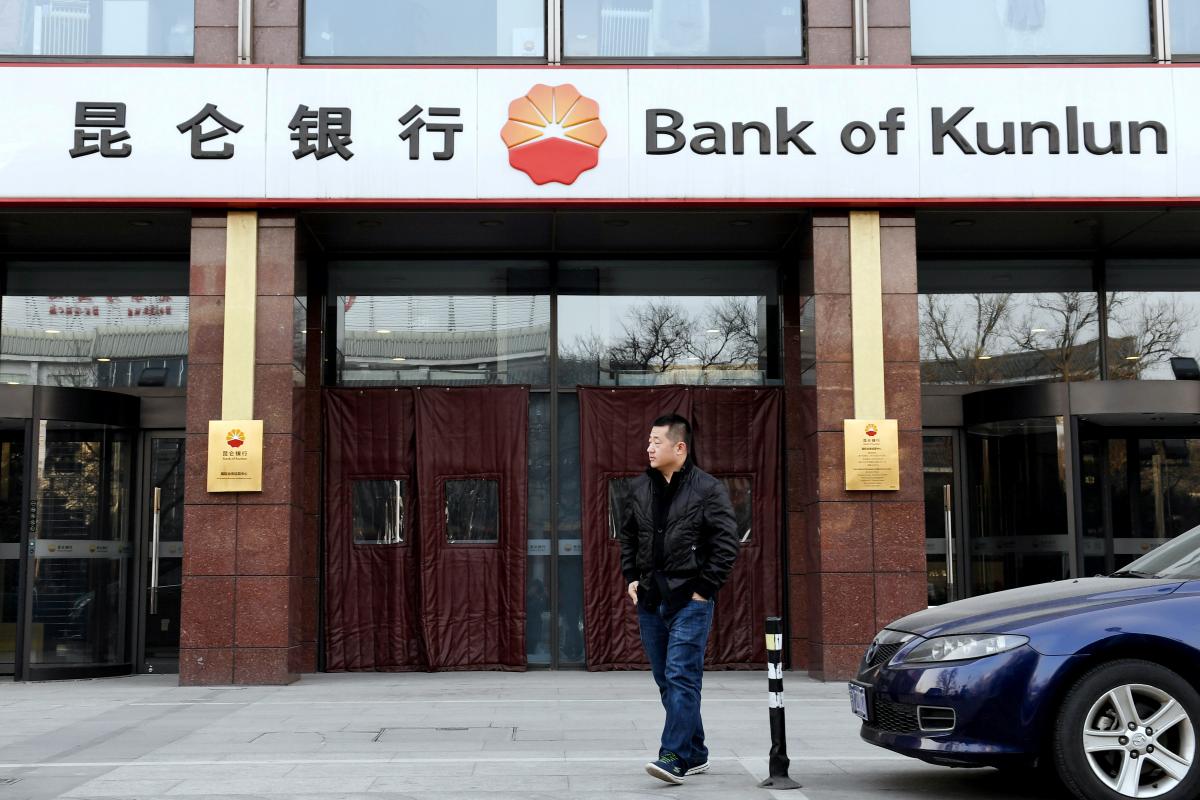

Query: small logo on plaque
[[226, 428, 246, 448], [865, 423, 878, 437]]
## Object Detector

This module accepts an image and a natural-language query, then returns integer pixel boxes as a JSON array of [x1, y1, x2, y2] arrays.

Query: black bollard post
[[758, 616, 802, 790]]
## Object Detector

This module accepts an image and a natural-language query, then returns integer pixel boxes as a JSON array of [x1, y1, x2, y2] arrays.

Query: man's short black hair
[[652, 414, 691, 448]]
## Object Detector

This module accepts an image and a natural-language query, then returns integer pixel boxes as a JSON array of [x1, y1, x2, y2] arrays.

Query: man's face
[[647, 425, 685, 472]]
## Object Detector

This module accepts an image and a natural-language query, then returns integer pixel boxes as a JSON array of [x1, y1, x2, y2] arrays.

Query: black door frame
[[922, 427, 970, 602], [132, 429, 185, 675], [1076, 421, 1200, 572], [9, 385, 140, 681]]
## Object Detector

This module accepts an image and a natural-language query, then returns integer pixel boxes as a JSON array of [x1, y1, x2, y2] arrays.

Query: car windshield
[[1115, 525, 1200, 580]]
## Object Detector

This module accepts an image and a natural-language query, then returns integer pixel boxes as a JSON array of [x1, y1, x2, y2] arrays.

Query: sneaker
[[645, 753, 687, 784], [685, 760, 710, 775]]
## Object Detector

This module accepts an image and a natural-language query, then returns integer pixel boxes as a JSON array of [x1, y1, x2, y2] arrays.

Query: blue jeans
[[638, 598, 715, 767]]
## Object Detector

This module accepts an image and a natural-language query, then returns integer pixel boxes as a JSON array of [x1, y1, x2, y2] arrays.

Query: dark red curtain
[[415, 386, 528, 670], [579, 387, 691, 670], [324, 388, 424, 671], [579, 386, 782, 670], [692, 388, 783, 668]]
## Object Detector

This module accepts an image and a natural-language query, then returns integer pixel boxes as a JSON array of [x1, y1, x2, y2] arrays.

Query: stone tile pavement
[[0, 671, 1068, 799]]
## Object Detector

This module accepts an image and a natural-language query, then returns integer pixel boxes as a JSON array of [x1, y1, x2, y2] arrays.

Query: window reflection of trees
[[920, 291, 1196, 384], [561, 296, 762, 385], [1105, 293, 1194, 379], [42, 440, 102, 538]]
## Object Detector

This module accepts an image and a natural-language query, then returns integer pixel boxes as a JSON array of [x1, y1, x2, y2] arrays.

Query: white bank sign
[[1, 65, 1198, 202]]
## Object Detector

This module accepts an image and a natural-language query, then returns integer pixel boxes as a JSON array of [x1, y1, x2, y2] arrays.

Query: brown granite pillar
[[297, 239, 322, 676], [874, 213, 926, 661], [806, 0, 853, 64], [194, 0, 237, 64], [194, 0, 300, 66], [253, 0, 301, 64], [807, 0, 910, 66], [782, 247, 815, 671], [785, 212, 925, 681], [868, 0, 912, 65], [180, 213, 312, 685]]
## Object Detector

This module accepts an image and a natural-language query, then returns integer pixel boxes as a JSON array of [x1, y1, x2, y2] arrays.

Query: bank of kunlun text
[[644, 107, 1168, 156]]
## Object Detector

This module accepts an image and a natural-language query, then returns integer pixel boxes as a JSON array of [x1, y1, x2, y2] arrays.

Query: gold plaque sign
[[844, 419, 900, 491], [207, 420, 264, 493]]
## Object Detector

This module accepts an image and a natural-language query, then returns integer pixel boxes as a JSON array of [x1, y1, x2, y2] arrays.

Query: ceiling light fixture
[[44, 329, 60, 334], [977, 355, 992, 360], [96, 357, 111, 362], [392, 357, 407, 362]]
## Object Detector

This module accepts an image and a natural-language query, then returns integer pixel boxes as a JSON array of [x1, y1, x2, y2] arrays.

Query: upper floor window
[[304, 0, 546, 60], [562, 0, 803, 60], [911, 0, 1152, 60], [303, 0, 803, 61], [1172, 0, 1200, 57], [0, 0, 193, 58]]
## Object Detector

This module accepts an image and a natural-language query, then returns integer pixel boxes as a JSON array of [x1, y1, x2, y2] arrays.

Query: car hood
[[886, 577, 1184, 637]]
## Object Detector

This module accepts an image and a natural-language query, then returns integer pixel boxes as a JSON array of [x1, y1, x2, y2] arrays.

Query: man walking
[[619, 414, 740, 785]]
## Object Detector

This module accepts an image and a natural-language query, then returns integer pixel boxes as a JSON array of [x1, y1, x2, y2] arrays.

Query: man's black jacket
[[618, 462, 740, 607]]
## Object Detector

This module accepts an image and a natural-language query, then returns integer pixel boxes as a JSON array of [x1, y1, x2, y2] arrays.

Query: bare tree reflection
[[689, 296, 761, 369], [561, 297, 761, 384], [921, 291, 1196, 384], [1008, 292, 1101, 381], [920, 293, 1012, 384], [609, 300, 692, 372], [1106, 293, 1191, 378]]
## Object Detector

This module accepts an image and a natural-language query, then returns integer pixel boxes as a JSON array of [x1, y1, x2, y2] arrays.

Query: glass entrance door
[[0, 385, 143, 681], [923, 431, 963, 605], [139, 434, 184, 673], [965, 417, 1075, 595], [0, 420, 26, 674], [22, 420, 134, 679], [1079, 425, 1200, 577]]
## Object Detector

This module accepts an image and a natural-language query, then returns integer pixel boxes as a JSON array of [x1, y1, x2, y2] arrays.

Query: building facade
[[1, 0, 1198, 684]]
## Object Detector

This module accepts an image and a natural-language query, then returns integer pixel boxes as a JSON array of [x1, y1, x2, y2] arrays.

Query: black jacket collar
[[647, 457, 694, 489]]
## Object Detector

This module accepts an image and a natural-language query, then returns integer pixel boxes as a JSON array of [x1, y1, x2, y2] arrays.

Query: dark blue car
[[852, 526, 1200, 800]]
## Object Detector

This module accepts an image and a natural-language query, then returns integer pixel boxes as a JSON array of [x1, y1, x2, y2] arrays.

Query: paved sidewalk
[[0, 671, 1067, 800]]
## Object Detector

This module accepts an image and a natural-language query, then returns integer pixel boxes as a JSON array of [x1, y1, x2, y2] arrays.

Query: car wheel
[[1055, 659, 1199, 800]]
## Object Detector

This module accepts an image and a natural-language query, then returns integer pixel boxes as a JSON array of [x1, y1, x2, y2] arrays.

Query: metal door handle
[[150, 487, 161, 615], [943, 484, 955, 600]]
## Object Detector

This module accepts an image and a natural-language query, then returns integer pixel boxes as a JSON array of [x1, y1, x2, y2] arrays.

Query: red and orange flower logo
[[865, 424, 879, 438], [226, 428, 246, 449], [502, 83, 607, 186]]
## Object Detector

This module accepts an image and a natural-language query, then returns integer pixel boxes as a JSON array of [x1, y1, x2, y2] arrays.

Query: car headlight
[[900, 634, 1029, 664]]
